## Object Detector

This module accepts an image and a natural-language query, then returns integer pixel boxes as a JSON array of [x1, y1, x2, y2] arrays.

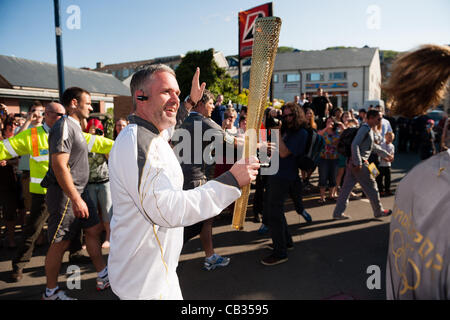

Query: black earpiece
[[137, 95, 148, 101]]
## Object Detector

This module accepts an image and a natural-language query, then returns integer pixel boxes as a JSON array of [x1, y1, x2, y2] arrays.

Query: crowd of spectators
[[1, 63, 448, 298]]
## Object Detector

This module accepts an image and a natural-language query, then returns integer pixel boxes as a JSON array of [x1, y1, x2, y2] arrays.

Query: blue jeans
[[318, 158, 338, 188], [86, 181, 112, 222]]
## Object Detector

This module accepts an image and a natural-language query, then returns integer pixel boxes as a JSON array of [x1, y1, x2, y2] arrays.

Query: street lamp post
[[53, 0, 65, 101]]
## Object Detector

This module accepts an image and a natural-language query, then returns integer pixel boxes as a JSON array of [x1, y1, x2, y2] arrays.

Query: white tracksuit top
[[108, 115, 241, 300]]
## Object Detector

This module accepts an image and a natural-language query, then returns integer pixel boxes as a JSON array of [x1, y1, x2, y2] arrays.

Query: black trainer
[[299, 209, 312, 223], [260, 254, 288, 266], [265, 243, 294, 251]]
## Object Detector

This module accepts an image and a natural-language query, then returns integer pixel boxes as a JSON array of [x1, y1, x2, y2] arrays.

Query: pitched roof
[[0, 55, 130, 96], [95, 55, 184, 72], [274, 47, 379, 70]]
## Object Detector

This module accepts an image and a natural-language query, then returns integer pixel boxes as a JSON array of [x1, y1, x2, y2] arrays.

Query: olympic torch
[[232, 17, 282, 230]]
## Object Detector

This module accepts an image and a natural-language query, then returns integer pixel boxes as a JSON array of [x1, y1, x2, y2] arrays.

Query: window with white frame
[[306, 72, 324, 82], [283, 73, 300, 83], [329, 72, 347, 80]]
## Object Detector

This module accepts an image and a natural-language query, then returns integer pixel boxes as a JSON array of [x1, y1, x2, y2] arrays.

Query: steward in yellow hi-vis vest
[[0, 122, 114, 195]]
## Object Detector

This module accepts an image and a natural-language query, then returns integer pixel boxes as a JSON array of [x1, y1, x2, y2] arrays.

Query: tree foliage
[[277, 46, 299, 53], [175, 48, 239, 103], [381, 50, 400, 60]]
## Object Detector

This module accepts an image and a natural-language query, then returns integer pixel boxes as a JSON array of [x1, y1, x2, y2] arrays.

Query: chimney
[[96, 62, 104, 69]]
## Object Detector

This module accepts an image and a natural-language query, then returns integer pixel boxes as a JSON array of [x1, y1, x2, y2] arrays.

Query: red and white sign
[[238, 2, 273, 58]]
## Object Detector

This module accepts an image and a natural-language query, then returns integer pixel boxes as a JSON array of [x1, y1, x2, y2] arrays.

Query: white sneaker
[[203, 254, 230, 271], [42, 289, 77, 300]]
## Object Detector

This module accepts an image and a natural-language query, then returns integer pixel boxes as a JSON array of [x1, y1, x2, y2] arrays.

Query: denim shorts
[[86, 181, 112, 223]]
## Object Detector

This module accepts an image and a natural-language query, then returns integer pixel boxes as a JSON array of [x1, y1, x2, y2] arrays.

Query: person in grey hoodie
[[332, 109, 394, 219]]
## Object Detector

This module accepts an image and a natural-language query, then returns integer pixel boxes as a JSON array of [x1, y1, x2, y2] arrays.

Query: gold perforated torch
[[232, 16, 282, 230]]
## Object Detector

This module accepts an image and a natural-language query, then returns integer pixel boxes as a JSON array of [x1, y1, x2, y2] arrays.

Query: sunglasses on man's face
[[46, 110, 65, 117]]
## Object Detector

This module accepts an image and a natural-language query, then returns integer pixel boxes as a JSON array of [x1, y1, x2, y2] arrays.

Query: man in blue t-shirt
[[261, 103, 311, 266]]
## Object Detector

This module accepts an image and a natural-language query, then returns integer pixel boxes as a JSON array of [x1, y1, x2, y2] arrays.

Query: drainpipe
[[362, 66, 366, 107], [298, 69, 302, 97]]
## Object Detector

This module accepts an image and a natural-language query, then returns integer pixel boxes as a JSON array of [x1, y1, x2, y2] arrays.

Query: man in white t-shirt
[[299, 93, 309, 107]]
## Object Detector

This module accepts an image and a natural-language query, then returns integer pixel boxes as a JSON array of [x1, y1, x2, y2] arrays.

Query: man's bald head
[[45, 101, 66, 127], [46, 101, 65, 112]]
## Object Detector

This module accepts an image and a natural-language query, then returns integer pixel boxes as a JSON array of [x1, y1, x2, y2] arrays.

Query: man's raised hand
[[190, 67, 206, 104]]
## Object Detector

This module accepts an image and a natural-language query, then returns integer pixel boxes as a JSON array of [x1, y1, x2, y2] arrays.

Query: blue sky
[[0, 0, 449, 68]]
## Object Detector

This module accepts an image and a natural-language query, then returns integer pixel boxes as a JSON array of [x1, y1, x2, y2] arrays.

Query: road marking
[[304, 195, 321, 201]]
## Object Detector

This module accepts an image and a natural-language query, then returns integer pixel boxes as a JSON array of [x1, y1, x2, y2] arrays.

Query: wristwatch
[[184, 95, 197, 108]]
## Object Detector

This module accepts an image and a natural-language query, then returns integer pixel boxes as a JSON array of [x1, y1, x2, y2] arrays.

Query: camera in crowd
[[332, 121, 339, 132], [264, 109, 282, 129]]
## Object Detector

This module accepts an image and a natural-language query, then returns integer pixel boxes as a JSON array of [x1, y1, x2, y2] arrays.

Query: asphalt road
[[0, 152, 421, 300]]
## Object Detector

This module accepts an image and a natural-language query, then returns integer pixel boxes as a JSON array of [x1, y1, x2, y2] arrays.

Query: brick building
[[0, 55, 130, 115]]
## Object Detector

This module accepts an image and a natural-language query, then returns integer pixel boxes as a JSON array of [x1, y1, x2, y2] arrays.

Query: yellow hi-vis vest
[[0, 125, 114, 194]]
